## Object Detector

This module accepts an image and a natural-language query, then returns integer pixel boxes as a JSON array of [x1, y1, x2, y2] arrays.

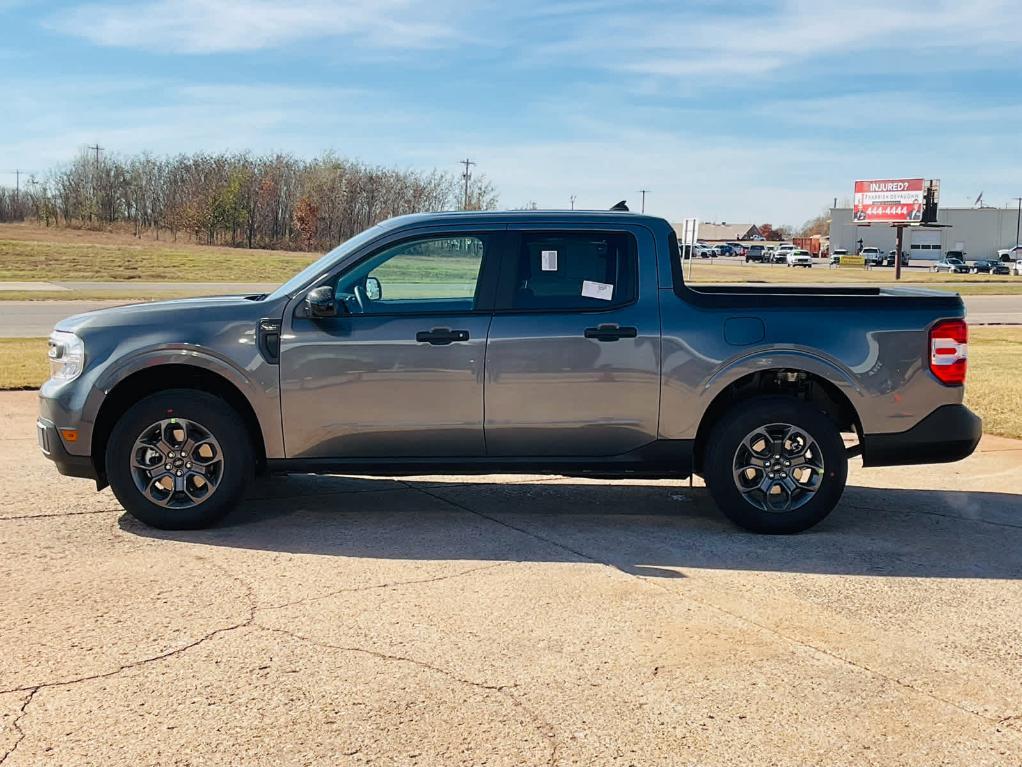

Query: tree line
[[0, 150, 498, 251]]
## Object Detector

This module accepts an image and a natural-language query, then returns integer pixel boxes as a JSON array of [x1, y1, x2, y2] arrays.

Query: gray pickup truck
[[39, 211, 980, 534]]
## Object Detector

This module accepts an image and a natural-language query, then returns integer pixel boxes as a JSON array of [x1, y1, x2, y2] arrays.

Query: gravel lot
[[2, 390, 1021, 766]]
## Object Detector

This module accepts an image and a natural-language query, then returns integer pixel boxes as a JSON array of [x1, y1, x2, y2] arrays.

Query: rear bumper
[[861, 404, 982, 468], [37, 418, 97, 480]]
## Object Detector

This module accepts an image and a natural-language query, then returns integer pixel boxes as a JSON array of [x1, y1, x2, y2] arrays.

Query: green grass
[[6, 329, 1020, 439]]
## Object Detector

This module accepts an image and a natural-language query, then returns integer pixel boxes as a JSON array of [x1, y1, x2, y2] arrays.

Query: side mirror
[[365, 276, 382, 301], [305, 285, 338, 318]]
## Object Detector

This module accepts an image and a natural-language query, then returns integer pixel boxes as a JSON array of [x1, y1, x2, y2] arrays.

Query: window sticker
[[581, 280, 614, 301], [541, 250, 558, 271]]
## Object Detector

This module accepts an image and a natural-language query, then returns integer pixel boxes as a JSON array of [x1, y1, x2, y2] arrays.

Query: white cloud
[[48, 0, 463, 53], [532, 0, 1022, 80]]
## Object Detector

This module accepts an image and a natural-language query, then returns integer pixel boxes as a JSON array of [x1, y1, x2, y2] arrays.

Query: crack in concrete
[[0, 555, 259, 763], [410, 483, 1022, 742], [0, 688, 37, 766], [0, 508, 117, 522], [259, 561, 512, 612], [254, 623, 560, 766], [0, 557, 257, 698]]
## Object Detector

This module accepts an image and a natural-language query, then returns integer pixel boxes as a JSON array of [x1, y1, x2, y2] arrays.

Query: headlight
[[48, 331, 85, 382]]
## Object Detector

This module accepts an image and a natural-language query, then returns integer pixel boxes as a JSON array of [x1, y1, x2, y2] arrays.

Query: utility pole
[[1014, 197, 1022, 247], [638, 189, 650, 214], [459, 158, 475, 210], [569, 194, 576, 211], [2, 170, 27, 212], [88, 143, 104, 168]]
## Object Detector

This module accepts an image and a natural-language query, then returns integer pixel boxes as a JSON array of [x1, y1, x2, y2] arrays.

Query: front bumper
[[861, 404, 982, 468], [37, 418, 97, 480]]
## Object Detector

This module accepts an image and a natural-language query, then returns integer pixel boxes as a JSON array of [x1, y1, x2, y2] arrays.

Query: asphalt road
[[2, 293, 1019, 337], [2, 390, 1020, 764]]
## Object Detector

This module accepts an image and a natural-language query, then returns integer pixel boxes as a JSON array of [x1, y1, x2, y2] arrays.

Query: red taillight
[[929, 319, 968, 385]]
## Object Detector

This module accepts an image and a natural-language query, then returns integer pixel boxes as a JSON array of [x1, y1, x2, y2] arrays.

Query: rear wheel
[[106, 389, 254, 529], [703, 396, 848, 534]]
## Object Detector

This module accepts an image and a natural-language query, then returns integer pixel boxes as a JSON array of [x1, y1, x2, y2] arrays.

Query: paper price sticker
[[581, 280, 614, 301]]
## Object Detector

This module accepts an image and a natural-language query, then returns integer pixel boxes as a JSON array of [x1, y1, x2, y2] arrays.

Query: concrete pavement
[[2, 390, 1021, 765], [964, 294, 1022, 325]]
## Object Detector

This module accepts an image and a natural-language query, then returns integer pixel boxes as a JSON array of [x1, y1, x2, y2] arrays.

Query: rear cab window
[[497, 231, 637, 311]]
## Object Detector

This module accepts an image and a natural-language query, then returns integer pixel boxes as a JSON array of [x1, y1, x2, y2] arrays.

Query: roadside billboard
[[852, 178, 925, 223]]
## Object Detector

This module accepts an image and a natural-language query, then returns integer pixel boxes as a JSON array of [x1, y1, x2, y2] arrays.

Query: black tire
[[702, 396, 848, 534], [106, 389, 254, 529]]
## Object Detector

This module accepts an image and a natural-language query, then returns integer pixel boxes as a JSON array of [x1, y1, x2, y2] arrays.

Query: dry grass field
[[0, 337, 50, 389], [1, 224, 1021, 297], [965, 327, 1022, 439], [683, 260, 1022, 293], [5, 328, 1020, 438], [0, 227, 314, 283]]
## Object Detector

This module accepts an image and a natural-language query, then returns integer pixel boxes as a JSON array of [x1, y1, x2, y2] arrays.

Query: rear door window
[[498, 231, 637, 311]]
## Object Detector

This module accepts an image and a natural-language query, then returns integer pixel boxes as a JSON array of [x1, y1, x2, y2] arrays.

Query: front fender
[[82, 344, 284, 460]]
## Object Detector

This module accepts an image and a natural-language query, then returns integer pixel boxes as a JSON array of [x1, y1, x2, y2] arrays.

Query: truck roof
[[377, 209, 669, 230]]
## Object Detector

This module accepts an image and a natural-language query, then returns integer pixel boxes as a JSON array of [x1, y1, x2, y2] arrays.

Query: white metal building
[[829, 206, 1021, 260]]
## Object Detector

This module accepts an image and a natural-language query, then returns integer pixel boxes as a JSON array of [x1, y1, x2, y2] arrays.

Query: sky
[[1, 0, 1020, 226]]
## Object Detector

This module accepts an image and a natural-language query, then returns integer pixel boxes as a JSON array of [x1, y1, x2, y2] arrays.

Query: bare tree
[[2, 149, 500, 251]]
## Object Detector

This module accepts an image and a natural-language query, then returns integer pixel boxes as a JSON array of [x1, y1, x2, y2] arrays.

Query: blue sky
[[1, 0, 1020, 225]]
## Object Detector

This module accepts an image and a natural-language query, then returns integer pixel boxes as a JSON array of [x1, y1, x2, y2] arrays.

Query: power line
[[2, 169, 31, 203], [459, 158, 476, 210], [88, 143, 104, 167]]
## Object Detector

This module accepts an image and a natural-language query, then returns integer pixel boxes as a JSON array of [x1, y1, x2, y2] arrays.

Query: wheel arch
[[692, 367, 862, 474], [91, 363, 267, 484]]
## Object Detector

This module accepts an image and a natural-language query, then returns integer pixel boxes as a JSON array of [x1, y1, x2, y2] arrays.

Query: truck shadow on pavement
[[121, 475, 1022, 580]]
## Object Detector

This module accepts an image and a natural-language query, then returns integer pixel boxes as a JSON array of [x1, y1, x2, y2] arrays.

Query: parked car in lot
[[745, 244, 767, 262], [860, 247, 884, 266], [885, 251, 910, 267], [969, 259, 1010, 275], [997, 246, 1022, 263], [785, 249, 813, 268], [933, 256, 969, 274], [726, 242, 747, 257], [39, 210, 981, 535], [772, 244, 796, 262]]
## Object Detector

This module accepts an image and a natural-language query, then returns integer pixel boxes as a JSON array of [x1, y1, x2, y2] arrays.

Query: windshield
[[265, 224, 388, 301], [948, 258, 963, 264]]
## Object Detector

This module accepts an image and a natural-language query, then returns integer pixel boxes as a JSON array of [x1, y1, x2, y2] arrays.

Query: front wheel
[[106, 389, 254, 529], [702, 396, 848, 534]]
